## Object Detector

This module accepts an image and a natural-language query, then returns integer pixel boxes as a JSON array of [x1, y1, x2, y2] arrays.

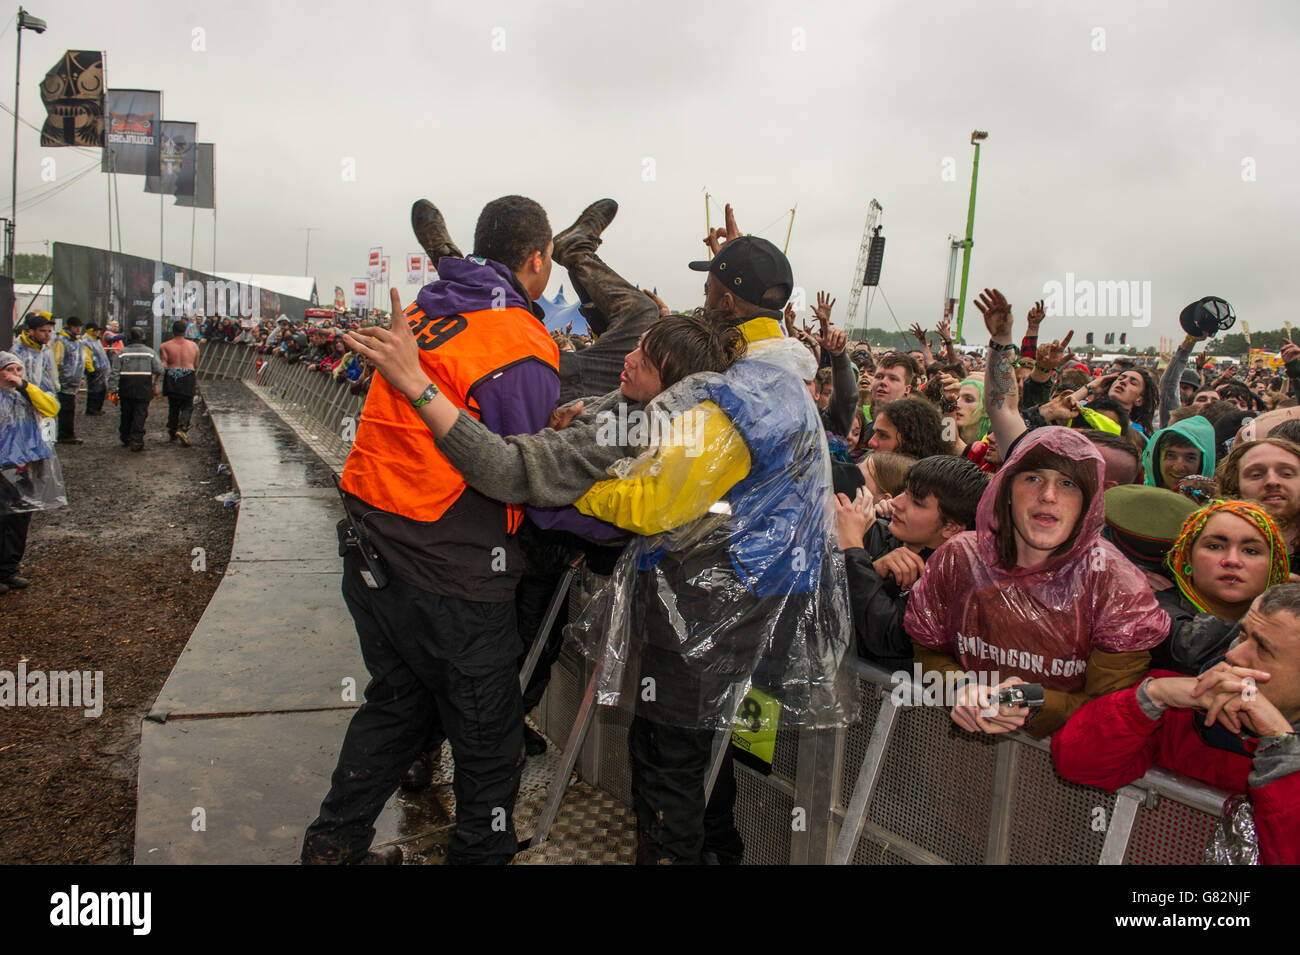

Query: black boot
[[399, 748, 439, 791], [522, 723, 548, 757], [552, 199, 618, 269], [411, 199, 463, 265]]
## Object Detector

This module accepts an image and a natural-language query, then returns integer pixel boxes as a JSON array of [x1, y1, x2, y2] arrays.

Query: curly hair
[[472, 195, 551, 271], [1217, 437, 1300, 499], [875, 397, 950, 459]]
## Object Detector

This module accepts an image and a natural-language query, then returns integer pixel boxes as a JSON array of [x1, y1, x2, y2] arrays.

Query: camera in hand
[[996, 683, 1045, 709]]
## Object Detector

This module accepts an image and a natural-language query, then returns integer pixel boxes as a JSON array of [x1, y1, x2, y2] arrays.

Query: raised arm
[[1159, 332, 1205, 429], [975, 288, 1027, 452]]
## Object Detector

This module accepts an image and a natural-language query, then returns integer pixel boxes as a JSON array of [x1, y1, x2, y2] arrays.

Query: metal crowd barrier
[[197, 341, 1233, 865], [197, 341, 362, 471], [535, 579, 1231, 866]]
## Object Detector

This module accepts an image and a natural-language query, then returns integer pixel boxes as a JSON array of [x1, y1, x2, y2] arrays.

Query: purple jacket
[[417, 257, 616, 541]]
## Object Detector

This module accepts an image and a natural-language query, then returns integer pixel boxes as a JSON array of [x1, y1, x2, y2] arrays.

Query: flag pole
[[106, 152, 113, 255], [112, 169, 122, 251]]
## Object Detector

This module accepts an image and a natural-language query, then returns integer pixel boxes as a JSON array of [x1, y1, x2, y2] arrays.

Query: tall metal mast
[[844, 199, 882, 338]]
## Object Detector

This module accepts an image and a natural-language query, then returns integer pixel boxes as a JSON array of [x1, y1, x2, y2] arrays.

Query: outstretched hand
[[342, 289, 428, 400], [1025, 299, 1045, 328], [976, 288, 1014, 343], [1035, 330, 1075, 372]]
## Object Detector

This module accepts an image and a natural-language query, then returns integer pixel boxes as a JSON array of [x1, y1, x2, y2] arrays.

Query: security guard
[[107, 328, 163, 451], [303, 196, 560, 866]]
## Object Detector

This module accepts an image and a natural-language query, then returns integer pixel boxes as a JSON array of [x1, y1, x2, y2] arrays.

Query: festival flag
[[406, 253, 423, 285], [367, 248, 382, 279], [101, 89, 162, 175], [351, 279, 371, 310], [424, 255, 437, 283], [144, 121, 198, 196], [380, 256, 390, 285], [40, 51, 104, 147], [174, 143, 215, 208], [334, 286, 346, 310]]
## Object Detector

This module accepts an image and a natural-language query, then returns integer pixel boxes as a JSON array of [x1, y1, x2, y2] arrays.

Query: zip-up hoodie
[[1142, 415, 1216, 489]]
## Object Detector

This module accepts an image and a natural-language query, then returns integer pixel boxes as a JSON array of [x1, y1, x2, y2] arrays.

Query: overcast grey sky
[[5, 0, 1298, 345]]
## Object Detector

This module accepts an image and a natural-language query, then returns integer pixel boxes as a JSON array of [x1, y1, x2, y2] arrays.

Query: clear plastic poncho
[[567, 336, 857, 731], [905, 427, 1168, 693], [0, 385, 66, 513]]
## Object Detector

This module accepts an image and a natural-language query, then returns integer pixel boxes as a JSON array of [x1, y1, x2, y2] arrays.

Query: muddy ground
[[0, 393, 235, 864]]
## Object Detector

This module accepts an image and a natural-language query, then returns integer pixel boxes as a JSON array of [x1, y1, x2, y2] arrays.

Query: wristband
[[408, 382, 439, 407], [989, 340, 1017, 353]]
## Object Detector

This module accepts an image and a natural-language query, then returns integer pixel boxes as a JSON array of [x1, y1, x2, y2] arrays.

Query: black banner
[[144, 121, 197, 197], [100, 89, 161, 176], [39, 50, 104, 148], [173, 143, 214, 209], [52, 241, 316, 347]]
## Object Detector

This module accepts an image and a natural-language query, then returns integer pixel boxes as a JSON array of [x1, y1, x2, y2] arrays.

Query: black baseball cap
[[23, 312, 53, 329], [688, 235, 793, 308]]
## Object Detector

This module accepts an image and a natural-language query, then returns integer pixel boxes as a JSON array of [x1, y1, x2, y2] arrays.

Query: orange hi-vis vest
[[340, 303, 559, 525]]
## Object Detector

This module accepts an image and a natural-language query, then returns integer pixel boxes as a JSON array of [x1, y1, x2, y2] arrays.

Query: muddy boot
[[399, 748, 439, 791], [523, 723, 548, 757], [552, 199, 618, 269], [411, 199, 463, 264]]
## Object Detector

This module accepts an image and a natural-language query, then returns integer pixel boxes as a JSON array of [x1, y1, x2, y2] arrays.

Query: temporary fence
[[198, 340, 1234, 865]]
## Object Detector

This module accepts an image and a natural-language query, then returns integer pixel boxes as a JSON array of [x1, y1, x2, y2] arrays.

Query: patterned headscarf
[[1166, 500, 1290, 613]]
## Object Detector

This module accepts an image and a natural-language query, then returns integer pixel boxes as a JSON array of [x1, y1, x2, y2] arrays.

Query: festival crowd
[[5, 193, 1298, 867]]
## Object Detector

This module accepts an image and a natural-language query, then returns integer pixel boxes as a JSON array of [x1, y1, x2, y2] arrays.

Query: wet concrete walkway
[[132, 382, 415, 864]]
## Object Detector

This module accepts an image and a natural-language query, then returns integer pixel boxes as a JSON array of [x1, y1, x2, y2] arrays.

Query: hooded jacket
[[52, 331, 91, 395], [905, 426, 1169, 736], [1142, 415, 1216, 489], [13, 331, 59, 398]]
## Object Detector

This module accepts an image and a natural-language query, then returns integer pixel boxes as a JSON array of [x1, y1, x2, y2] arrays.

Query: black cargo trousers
[[302, 549, 524, 864]]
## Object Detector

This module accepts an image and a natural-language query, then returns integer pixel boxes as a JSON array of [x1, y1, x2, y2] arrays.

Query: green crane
[[954, 130, 988, 343]]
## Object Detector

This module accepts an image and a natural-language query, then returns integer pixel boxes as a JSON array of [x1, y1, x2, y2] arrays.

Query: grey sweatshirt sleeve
[[434, 390, 636, 507], [1250, 732, 1300, 789], [1159, 344, 1192, 430], [822, 348, 858, 436]]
